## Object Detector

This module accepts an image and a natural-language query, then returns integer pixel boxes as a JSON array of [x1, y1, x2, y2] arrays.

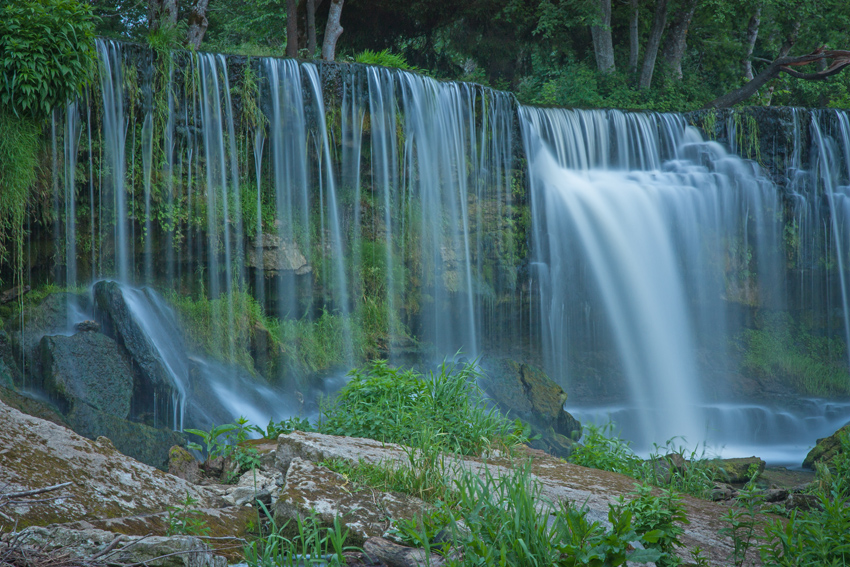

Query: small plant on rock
[[166, 493, 210, 536]]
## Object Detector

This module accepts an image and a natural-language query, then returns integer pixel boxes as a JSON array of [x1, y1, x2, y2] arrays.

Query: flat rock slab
[[0, 400, 221, 528], [9, 526, 226, 567], [274, 457, 428, 545], [276, 431, 745, 566]]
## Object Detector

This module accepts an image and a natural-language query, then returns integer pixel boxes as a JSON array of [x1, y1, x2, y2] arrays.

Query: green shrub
[[317, 359, 523, 455], [569, 423, 644, 475], [0, 0, 96, 120], [354, 49, 414, 71], [0, 112, 39, 280]]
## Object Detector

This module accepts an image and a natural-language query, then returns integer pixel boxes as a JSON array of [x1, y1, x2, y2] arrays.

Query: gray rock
[[246, 234, 312, 275], [11, 526, 226, 567], [221, 469, 282, 507], [0, 398, 221, 529], [785, 493, 823, 512], [169, 445, 201, 484], [40, 332, 134, 418], [93, 280, 187, 392], [762, 488, 789, 503], [274, 458, 427, 544], [66, 403, 187, 469]]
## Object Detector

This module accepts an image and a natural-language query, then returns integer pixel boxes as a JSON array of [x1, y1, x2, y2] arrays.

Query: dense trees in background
[[89, 0, 850, 110]]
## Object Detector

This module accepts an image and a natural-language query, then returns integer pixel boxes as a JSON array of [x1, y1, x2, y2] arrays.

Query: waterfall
[[25, 39, 849, 461], [520, 107, 784, 450]]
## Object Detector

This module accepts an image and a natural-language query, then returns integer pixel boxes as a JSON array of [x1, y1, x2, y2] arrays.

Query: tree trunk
[[187, 0, 211, 49], [591, 0, 615, 73], [705, 48, 850, 108], [638, 0, 668, 88], [742, 5, 762, 81], [286, 0, 299, 58], [321, 0, 344, 61], [306, 0, 317, 57], [628, 0, 639, 72], [148, 0, 177, 32], [764, 19, 801, 105], [661, 0, 698, 80]]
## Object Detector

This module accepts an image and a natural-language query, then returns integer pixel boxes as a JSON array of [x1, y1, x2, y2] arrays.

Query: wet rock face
[[246, 233, 312, 275], [803, 423, 850, 469], [478, 357, 581, 457], [92, 280, 184, 392], [39, 332, 134, 418]]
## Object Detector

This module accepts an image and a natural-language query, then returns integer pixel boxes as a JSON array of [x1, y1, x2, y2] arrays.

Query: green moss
[[737, 312, 850, 397]]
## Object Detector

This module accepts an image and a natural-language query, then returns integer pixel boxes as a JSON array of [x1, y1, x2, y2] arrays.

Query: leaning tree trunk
[[148, 0, 177, 32], [591, 0, 615, 73], [187, 0, 211, 49], [286, 0, 299, 57], [321, 0, 345, 61], [705, 48, 850, 108], [661, 0, 698, 80], [763, 19, 801, 105], [638, 0, 668, 88], [628, 0, 639, 72], [741, 5, 762, 81]]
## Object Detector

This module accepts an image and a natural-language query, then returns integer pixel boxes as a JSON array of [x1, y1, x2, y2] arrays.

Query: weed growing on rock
[[619, 484, 688, 567], [166, 493, 210, 536]]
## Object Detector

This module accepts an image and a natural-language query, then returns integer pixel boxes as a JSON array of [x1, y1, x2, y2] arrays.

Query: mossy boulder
[[39, 332, 134, 418], [66, 403, 187, 470], [803, 423, 850, 469], [707, 456, 766, 484], [478, 357, 581, 457]]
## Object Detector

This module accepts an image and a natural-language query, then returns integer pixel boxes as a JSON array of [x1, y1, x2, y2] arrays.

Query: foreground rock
[[274, 430, 742, 565], [0, 399, 220, 528], [274, 458, 428, 545], [803, 423, 850, 469], [8, 526, 226, 567]]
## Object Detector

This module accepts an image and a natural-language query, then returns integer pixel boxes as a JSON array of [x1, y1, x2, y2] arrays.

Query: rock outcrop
[[0, 399, 219, 528], [803, 423, 850, 469], [478, 357, 581, 457]]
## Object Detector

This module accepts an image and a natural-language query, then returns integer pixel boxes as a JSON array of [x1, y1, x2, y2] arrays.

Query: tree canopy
[[90, 0, 850, 110]]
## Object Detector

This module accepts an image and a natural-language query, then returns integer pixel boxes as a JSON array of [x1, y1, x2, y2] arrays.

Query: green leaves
[[0, 0, 96, 120]]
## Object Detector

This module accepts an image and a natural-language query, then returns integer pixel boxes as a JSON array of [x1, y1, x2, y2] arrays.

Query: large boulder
[[803, 423, 850, 469], [0, 399, 221, 528], [478, 357, 581, 457], [93, 281, 187, 393], [6, 291, 90, 376], [39, 332, 134, 418], [65, 403, 187, 470]]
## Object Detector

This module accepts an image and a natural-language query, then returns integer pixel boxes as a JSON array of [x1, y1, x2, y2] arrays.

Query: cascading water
[[17, 38, 849, 464], [520, 106, 784, 452]]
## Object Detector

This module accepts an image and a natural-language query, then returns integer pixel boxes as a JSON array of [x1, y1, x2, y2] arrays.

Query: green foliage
[[737, 312, 850, 397], [0, 0, 96, 120], [185, 422, 243, 457], [391, 465, 663, 567], [620, 484, 688, 567], [355, 49, 415, 70], [244, 507, 352, 567], [317, 359, 524, 455], [569, 423, 644, 475], [0, 112, 39, 283], [248, 416, 315, 439], [166, 493, 211, 536]]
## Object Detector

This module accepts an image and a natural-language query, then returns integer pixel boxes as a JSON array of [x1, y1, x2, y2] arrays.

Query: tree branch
[[704, 48, 850, 108]]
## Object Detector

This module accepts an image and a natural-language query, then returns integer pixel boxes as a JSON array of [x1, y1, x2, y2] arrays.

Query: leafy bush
[[355, 49, 414, 71], [621, 484, 688, 567], [0, 0, 96, 119], [318, 359, 523, 455]]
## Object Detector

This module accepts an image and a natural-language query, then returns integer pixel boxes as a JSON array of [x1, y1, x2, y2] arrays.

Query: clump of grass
[[317, 359, 526, 456], [244, 507, 352, 567], [354, 49, 414, 71]]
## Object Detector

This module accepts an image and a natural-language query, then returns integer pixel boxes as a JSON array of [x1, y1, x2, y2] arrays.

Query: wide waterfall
[[9, 39, 850, 464]]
